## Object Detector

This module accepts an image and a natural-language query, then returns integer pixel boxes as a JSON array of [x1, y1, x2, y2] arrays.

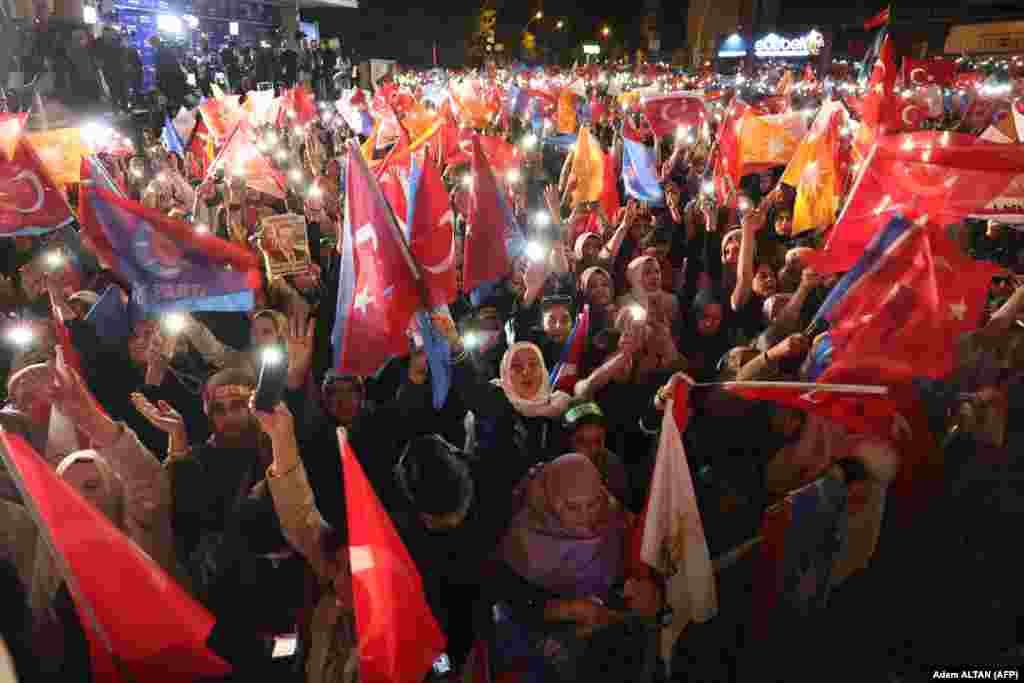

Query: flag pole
[[0, 432, 136, 682]]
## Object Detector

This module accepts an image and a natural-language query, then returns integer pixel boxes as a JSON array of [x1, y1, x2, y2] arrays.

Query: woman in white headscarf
[[616, 256, 680, 340], [451, 340, 572, 476]]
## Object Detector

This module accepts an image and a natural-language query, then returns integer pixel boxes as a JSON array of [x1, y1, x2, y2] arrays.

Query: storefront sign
[[754, 33, 810, 57]]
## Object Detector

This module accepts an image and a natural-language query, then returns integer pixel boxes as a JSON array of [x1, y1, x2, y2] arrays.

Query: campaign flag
[[0, 431, 231, 683], [186, 115, 215, 180], [570, 126, 604, 206], [641, 381, 717, 671], [79, 186, 260, 315], [737, 110, 807, 174], [407, 154, 458, 307], [815, 132, 1024, 275], [333, 140, 422, 377], [621, 120, 665, 206], [781, 100, 848, 234], [557, 89, 577, 135], [642, 92, 706, 138], [750, 471, 848, 641], [340, 430, 446, 683], [160, 115, 186, 157], [0, 136, 73, 236]]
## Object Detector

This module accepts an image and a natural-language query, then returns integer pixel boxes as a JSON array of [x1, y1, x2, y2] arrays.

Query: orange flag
[[557, 90, 578, 135], [738, 110, 807, 174], [781, 101, 848, 234], [570, 126, 604, 206]]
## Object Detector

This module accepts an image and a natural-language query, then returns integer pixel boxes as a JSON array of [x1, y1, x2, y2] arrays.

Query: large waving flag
[[723, 381, 896, 436], [621, 119, 665, 206], [340, 429, 446, 683], [462, 136, 516, 293], [570, 125, 604, 206], [641, 381, 717, 672], [333, 140, 423, 377], [642, 92, 706, 138], [815, 132, 1024, 274], [813, 215, 998, 385], [853, 34, 898, 159], [79, 185, 261, 315], [0, 431, 231, 683], [0, 136, 73, 235]]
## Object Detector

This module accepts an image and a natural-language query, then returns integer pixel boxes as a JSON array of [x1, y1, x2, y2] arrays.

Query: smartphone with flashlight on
[[254, 344, 288, 412], [432, 653, 451, 675]]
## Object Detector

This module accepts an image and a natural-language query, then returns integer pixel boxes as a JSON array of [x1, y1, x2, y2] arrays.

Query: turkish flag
[[339, 429, 445, 683], [854, 35, 899, 158], [0, 431, 231, 683], [216, 122, 287, 199], [902, 57, 956, 88], [816, 132, 1024, 274], [0, 136, 73, 236], [642, 93, 706, 138], [821, 218, 998, 385], [462, 136, 514, 293], [408, 154, 458, 307], [333, 140, 421, 376], [723, 381, 897, 436]]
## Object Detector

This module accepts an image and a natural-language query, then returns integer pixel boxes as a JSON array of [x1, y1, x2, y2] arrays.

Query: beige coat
[[267, 462, 359, 683]]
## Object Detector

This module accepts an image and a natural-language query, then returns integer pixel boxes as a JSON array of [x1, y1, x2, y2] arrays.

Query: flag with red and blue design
[[79, 186, 261, 315]]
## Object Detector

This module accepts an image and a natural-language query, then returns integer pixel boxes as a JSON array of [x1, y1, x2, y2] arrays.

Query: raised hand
[[130, 392, 186, 435]]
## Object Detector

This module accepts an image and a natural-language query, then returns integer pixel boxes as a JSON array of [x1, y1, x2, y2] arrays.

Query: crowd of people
[[0, 48, 1023, 683]]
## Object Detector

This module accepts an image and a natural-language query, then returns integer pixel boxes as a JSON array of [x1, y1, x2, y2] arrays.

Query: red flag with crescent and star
[[0, 136, 73, 236], [332, 140, 422, 377], [642, 92, 706, 138], [814, 132, 1024, 274]]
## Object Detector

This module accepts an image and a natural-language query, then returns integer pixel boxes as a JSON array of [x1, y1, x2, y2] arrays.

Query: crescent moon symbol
[[910, 67, 927, 86], [901, 106, 919, 127], [1, 170, 45, 214], [420, 210, 457, 274]]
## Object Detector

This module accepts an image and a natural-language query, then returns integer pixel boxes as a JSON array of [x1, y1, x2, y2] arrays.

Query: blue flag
[[622, 137, 665, 206], [417, 310, 451, 410], [161, 116, 186, 156]]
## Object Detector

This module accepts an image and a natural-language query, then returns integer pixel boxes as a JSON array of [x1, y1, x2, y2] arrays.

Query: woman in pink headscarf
[[491, 454, 661, 680]]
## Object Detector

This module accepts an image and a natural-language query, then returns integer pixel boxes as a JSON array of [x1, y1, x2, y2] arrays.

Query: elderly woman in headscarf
[[451, 341, 571, 477], [489, 454, 661, 682], [616, 255, 680, 347]]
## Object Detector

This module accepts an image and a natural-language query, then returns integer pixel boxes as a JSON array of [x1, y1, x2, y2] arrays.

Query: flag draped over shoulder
[[641, 382, 717, 671], [0, 432, 231, 683], [79, 185, 261, 315], [340, 429, 445, 683]]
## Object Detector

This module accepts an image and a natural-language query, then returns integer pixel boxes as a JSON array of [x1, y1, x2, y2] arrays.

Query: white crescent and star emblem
[[909, 67, 928, 86], [0, 169, 45, 214], [419, 209, 456, 274]]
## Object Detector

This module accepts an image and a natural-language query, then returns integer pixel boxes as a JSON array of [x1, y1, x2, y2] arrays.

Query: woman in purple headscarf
[[489, 454, 661, 681]]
